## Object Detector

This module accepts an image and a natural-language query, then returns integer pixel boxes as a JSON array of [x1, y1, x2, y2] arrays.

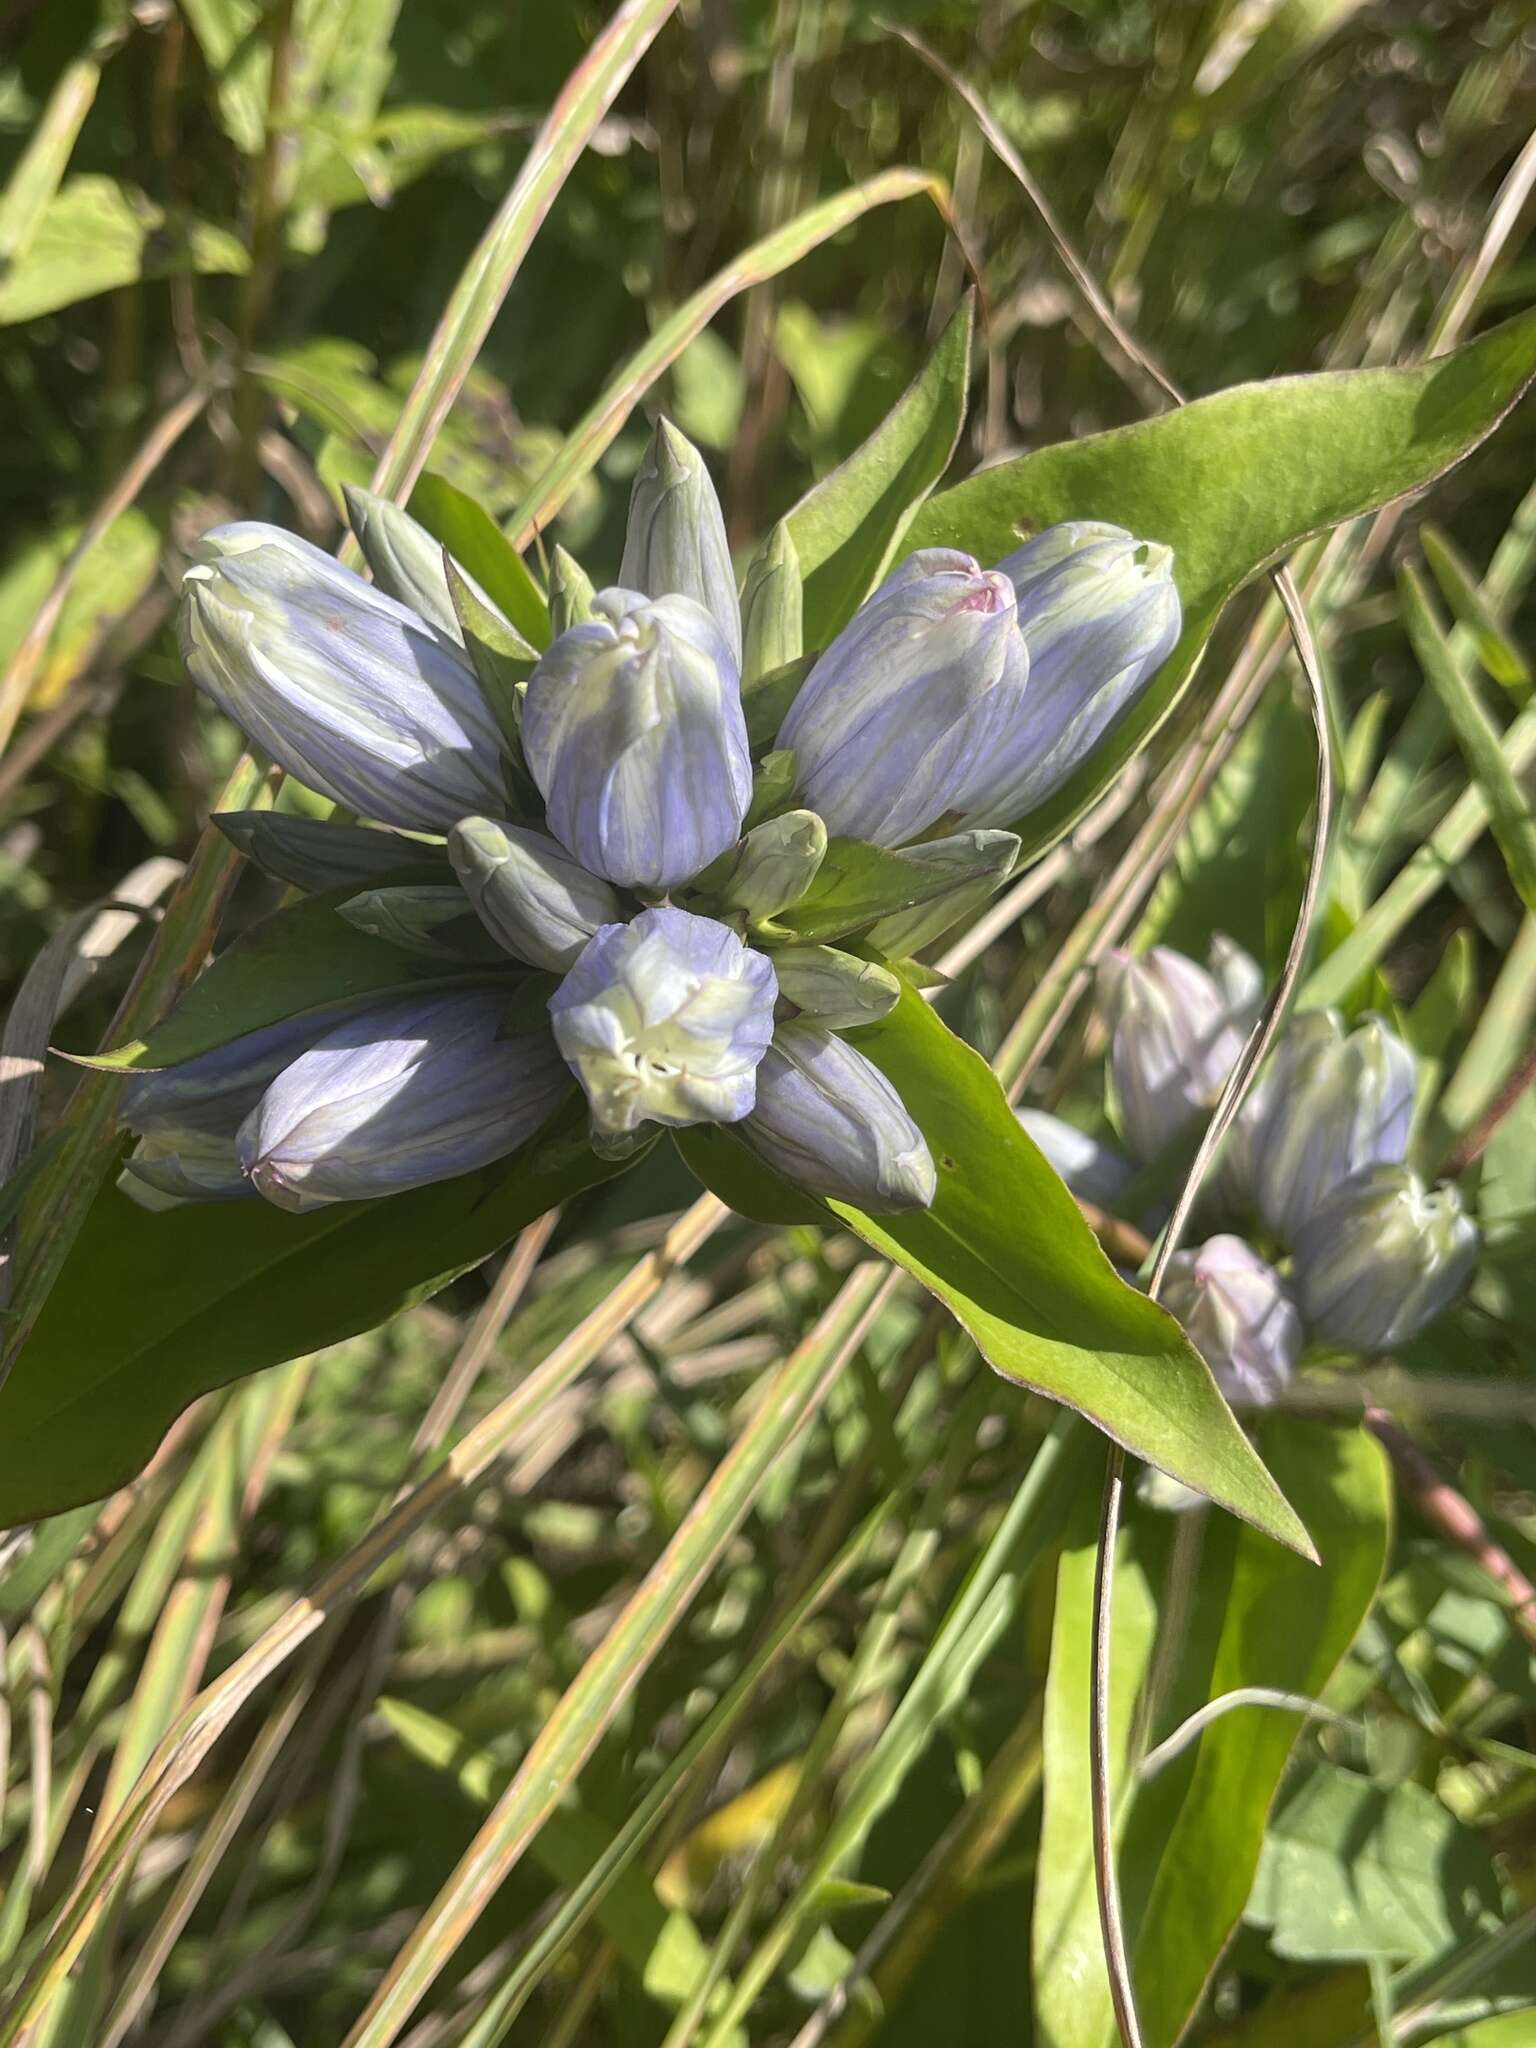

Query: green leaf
[[1432, 2018, 1536, 2048], [1034, 1464, 1167, 2048], [1399, 562, 1536, 916], [1121, 1418, 1392, 2048], [776, 833, 1018, 946], [0, 1108, 626, 1525], [0, 175, 247, 324], [673, 1126, 824, 1227], [76, 886, 488, 1072], [1422, 524, 1531, 691], [212, 812, 448, 894], [787, 293, 973, 646], [410, 471, 551, 649], [907, 306, 1536, 859], [838, 983, 1312, 1554], [1247, 1761, 1502, 1963]]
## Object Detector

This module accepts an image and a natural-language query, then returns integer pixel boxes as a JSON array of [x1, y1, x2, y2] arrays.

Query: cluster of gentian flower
[[1023, 940, 1481, 1403], [118, 419, 1182, 1219]]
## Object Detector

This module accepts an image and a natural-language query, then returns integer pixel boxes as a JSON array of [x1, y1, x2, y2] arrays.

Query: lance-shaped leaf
[[213, 811, 449, 894], [906, 306, 1536, 858], [776, 831, 1020, 944], [836, 981, 1312, 1554]]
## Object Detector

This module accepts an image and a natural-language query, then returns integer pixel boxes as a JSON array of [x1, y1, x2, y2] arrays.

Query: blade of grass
[[0, 1195, 728, 2044], [355, 0, 682, 515], [336, 1263, 896, 2048], [1398, 563, 1536, 914]]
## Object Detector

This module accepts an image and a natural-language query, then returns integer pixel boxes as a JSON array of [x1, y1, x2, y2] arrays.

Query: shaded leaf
[[0, 175, 246, 323]]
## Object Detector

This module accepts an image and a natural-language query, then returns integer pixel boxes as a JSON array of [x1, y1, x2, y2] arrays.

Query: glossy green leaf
[[410, 471, 551, 649], [907, 306, 1536, 858], [1122, 1418, 1392, 2047], [76, 887, 492, 1072], [0, 1107, 626, 1526], [838, 983, 1312, 1553], [673, 1125, 824, 1227], [776, 833, 1018, 946], [787, 293, 973, 646]]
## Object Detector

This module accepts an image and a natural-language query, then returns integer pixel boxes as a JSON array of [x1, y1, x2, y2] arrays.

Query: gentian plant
[[123, 420, 1180, 1219]]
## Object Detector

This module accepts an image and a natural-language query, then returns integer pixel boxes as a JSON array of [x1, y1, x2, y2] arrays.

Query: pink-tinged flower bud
[[1292, 1165, 1478, 1352], [1162, 1234, 1302, 1407], [777, 550, 1029, 847], [179, 523, 511, 832], [958, 523, 1180, 825], [1097, 941, 1255, 1162]]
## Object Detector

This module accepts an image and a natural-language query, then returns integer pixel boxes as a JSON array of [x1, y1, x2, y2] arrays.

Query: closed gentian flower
[[619, 419, 741, 661], [956, 523, 1181, 828], [179, 523, 510, 832], [777, 550, 1029, 848], [1253, 1012, 1415, 1243], [1162, 1234, 1302, 1408], [1097, 942, 1252, 1163], [549, 907, 777, 1138], [449, 816, 622, 971], [742, 1025, 935, 1212], [1016, 1109, 1136, 1211], [120, 1003, 374, 1141], [1291, 1164, 1478, 1351], [237, 987, 569, 1210], [522, 589, 752, 890]]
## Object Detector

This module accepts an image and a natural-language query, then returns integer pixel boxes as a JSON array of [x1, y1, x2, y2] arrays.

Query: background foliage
[[1, 1, 1535, 2044]]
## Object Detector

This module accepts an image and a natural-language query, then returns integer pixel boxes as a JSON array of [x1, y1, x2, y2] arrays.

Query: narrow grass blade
[[505, 169, 947, 549], [362, 0, 681, 510], [337, 1264, 894, 2048], [1397, 563, 1536, 915]]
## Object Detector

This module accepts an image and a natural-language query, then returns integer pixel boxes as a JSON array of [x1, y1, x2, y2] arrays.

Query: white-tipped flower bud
[[1162, 1234, 1302, 1407], [1291, 1165, 1478, 1352], [549, 907, 777, 1137], [1253, 1012, 1415, 1243]]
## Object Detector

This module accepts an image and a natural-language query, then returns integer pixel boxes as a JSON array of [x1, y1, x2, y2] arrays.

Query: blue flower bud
[[179, 523, 509, 832], [1162, 1234, 1302, 1407], [549, 907, 777, 1136], [1253, 1012, 1415, 1243], [619, 419, 741, 662], [448, 816, 622, 971], [741, 1025, 935, 1212], [237, 987, 569, 1210], [341, 486, 510, 644], [1292, 1164, 1479, 1351], [1097, 942, 1253, 1163], [777, 550, 1029, 848], [120, 1004, 372, 1142], [522, 589, 752, 890], [958, 523, 1180, 825], [1016, 1109, 1136, 1211]]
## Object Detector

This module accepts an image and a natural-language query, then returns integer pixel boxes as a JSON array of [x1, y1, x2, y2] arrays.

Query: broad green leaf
[[1247, 1761, 1502, 1962], [1033, 1467, 1166, 2048], [409, 471, 551, 649], [0, 175, 247, 324], [787, 293, 973, 646], [1121, 1418, 1392, 2048], [212, 812, 449, 894], [839, 984, 1312, 1554], [907, 306, 1536, 859], [76, 886, 483, 1072], [0, 1108, 624, 1525], [0, 512, 161, 708], [673, 1126, 823, 1227]]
